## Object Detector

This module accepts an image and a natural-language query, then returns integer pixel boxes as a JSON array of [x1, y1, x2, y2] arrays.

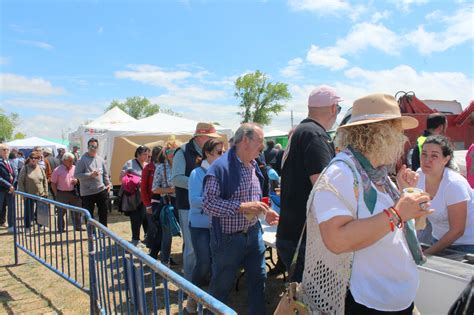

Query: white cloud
[[406, 7, 474, 55], [0, 73, 65, 95], [3, 99, 102, 116], [344, 65, 473, 107], [288, 0, 351, 14], [336, 23, 402, 56], [306, 22, 401, 70], [13, 114, 90, 140], [280, 58, 304, 78], [115, 64, 193, 89], [393, 0, 429, 12], [306, 45, 348, 70], [371, 10, 391, 23], [17, 40, 53, 50]]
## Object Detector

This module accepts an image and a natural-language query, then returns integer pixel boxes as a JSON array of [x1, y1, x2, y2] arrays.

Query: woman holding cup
[[300, 94, 433, 314]]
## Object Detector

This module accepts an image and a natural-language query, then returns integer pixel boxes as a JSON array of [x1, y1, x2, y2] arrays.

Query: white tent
[[103, 113, 233, 180], [68, 107, 136, 155], [104, 112, 233, 161], [7, 137, 67, 156]]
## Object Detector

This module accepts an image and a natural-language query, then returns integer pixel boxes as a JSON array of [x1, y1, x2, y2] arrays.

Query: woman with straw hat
[[300, 94, 433, 314]]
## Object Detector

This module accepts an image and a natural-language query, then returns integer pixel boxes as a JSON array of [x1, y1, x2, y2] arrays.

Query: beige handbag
[[274, 279, 309, 315]]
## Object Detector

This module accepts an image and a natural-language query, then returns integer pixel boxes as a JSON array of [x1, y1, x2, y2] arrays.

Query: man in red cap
[[171, 122, 220, 302], [277, 85, 342, 282]]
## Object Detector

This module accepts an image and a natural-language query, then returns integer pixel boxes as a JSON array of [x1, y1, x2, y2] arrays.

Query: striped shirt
[[203, 159, 262, 234]]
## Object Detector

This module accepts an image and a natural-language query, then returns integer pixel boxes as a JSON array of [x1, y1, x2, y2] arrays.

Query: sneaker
[[1, 222, 8, 228], [131, 240, 146, 249], [185, 297, 198, 314]]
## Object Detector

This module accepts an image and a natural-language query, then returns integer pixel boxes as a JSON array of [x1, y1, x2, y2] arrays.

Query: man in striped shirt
[[203, 123, 279, 314]]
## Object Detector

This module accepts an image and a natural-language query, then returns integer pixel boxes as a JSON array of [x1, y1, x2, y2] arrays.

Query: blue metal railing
[[88, 220, 236, 315], [13, 191, 92, 292], [13, 191, 236, 315]]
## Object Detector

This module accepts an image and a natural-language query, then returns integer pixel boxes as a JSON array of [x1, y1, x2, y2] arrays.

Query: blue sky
[[1, 0, 473, 139]]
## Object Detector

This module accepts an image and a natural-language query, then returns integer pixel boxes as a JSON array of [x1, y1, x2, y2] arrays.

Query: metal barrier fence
[[13, 192, 237, 315]]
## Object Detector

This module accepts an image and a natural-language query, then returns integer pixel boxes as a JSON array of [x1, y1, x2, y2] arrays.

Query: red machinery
[[396, 91, 473, 150]]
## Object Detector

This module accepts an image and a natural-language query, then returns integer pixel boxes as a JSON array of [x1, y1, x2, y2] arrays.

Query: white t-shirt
[[311, 153, 418, 311], [417, 167, 474, 245]]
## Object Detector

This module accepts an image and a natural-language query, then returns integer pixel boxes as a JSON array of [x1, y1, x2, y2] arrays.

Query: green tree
[[13, 132, 26, 139], [234, 70, 291, 125], [105, 96, 180, 119], [0, 110, 18, 142]]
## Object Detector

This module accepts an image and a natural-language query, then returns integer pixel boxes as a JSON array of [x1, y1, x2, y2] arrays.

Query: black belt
[[57, 189, 75, 193]]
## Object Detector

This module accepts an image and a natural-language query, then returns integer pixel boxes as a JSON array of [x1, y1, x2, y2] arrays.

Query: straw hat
[[338, 93, 418, 130], [194, 122, 221, 138]]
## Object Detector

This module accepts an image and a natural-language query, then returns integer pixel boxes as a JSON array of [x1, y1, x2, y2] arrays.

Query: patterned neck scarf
[[345, 146, 426, 265]]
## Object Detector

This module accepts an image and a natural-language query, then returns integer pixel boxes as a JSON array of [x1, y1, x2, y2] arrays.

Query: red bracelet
[[383, 209, 395, 232], [389, 207, 404, 229]]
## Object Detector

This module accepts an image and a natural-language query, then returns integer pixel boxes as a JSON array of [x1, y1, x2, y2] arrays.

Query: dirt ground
[[1, 211, 286, 314]]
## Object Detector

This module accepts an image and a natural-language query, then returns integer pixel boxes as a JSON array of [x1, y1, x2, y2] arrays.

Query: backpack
[[159, 202, 181, 237]]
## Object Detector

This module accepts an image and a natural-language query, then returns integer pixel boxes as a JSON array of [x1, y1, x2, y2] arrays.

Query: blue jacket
[[204, 146, 264, 200], [0, 158, 16, 191], [188, 165, 210, 228]]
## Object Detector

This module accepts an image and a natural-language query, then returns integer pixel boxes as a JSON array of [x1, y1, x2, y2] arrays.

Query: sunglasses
[[88, 145, 98, 149], [336, 104, 342, 115], [216, 150, 223, 155], [30, 157, 39, 160]]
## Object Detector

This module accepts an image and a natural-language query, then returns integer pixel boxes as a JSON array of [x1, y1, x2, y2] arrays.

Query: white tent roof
[[104, 113, 233, 162], [264, 129, 289, 138], [85, 106, 136, 129], [107, 112, 202, 133], [7, 137, 67, 152]]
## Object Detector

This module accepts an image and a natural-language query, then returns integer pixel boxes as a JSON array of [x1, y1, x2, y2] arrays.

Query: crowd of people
[[1, 85, 473, 314]]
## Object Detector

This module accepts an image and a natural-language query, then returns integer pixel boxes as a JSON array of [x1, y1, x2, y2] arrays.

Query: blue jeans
[[209, 223, 266, 315], [190, 226, 211, 286], [178, 209, 195, 280], [276, 238, 306, 282], [0, 191, 15, 227]]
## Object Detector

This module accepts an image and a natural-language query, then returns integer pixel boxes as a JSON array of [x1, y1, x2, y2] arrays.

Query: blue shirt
[[188, 160, 210, 228]]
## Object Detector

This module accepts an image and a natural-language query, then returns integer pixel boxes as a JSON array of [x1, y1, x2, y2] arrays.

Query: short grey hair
[[62, 152, 75, 161], [233, 123, 262, 145]]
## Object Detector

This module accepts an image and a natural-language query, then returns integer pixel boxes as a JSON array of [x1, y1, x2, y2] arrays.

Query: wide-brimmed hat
[[194, 122, 221, 138], [43, 147, 53, 155], [338, 93, 418, 130]]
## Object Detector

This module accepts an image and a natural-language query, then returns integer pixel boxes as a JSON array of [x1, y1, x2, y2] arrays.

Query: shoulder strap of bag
[[287, 158, 360, 281]]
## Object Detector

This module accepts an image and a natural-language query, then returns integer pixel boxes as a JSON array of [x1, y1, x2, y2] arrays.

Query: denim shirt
[[188, 160, 210, 228]]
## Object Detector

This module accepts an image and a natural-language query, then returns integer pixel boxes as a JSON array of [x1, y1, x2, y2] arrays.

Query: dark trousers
[[56, 190, 82, 231], [276, 238, 306, 282], [81, 189, 108, 226], [129, 204, 147, 241], [345, 290, 414, 315], [0, 191, 15, 227], [24, 199, 36, 228], [147, 202, 173, 263]]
